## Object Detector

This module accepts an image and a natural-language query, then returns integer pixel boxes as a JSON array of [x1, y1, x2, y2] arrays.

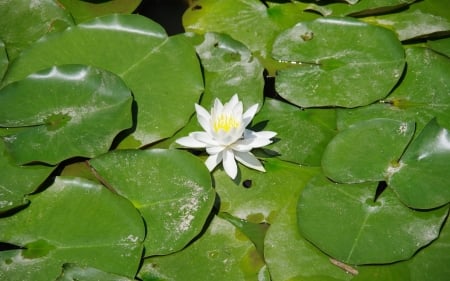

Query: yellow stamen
[[213, 114, 240, 132]]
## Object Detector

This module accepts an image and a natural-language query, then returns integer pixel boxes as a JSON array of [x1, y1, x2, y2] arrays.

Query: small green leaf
[[297, 175, 449, 264], [389, 119, 450, 209], [0, 0, 74, 60], [138, 216, 266, 281], [273, 17, 405, 108], [0, 176, 145, 281], [322, 119, 415, 183], [89, 149, 216, 256], [0, 65, 133, 164], [187, 32, 264, 109]]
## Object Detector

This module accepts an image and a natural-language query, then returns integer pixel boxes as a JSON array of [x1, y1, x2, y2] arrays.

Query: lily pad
[[363, 0, 450, 41], [138, 215, 267, 281], [273, 17, 405, 108], [58, 0, 142, 23], [322, 119, 415, 183], [3, 14, 204, 147], [337, 47, 450, 133], [297, 174, 449, 265], [56, 263, 135, 281], [389, 119, 450, 209], [214, 158, 320, 224], [252, 98, 337, 166], [315, 0, 415, 17], [182, 0, 317, 72], [187, 32, 264, 109], [428, 38, 450, 57], [0, 140, 54, 212], [265, 194, 352, 281], [0, 64, 133, 164], [88, 149, 215, 256], [0, 176, 145, 281], [0, 0, 74, 60]]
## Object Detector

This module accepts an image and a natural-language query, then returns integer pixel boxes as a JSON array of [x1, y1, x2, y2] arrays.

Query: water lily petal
[[242, 103, 259, 127], [205, 152, 223, 171], [195, 104, 212, 133], [176, 135, 207, 148], [234, 151, 266, 172], [191, 131, 219, 146], [244, 129, 277, 140], [206, 145, 226, 155], [212, 97, 224, 118], [223, 149, 238, 179]]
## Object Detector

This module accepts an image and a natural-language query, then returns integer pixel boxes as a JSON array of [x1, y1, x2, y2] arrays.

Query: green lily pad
[[0, 64, 133, 165], [252, 98, 337, 166], [214, 158, 320, 224], [322, 119, 415, 183], [187, 32, 264, 109], [363, 0, 450, 41], [428, 38, 450, 57], [408, 218, 450, 281], [56, 263, 135, 281], [337, 47, 450, 133], [0, 176, 145, 281], [273, 17, 405, 108], [0, 0, 74, 60], [389, 119, 450, 209], [182, 0, 317, 72], [0, 140, 54, 212], [265, 195, 352, 281], [297, 175, 449, 265], [58, 0, 142, 23], [138, 215, 267, 281], [315, 0, 415, 17], [3, 14, 204, 147], [89, 149, 215, 256]]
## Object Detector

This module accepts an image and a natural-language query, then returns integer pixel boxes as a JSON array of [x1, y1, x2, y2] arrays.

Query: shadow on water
[[135, 0, 189, 35]]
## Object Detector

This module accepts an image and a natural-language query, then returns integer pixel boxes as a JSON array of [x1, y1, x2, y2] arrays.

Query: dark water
[[135, 0, 189, 35]]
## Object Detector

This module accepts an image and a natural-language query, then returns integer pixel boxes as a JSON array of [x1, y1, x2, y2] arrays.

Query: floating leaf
[[0, 64, 133, 164], [389, 119, 450, 209], [0, 140, 54, 212], [187, 32, 264, 109], [265, 192, 352, 281], [138, 216, 267, 281], [297, 175, 449, 264], [58, 0, 142, 23], [3, 14, 203, 147], [337, 47, 450, 133], [0, 40, 7, 81], [89, 149, 215, 256], [322, 119, 415, 183], [319, 0, 415, 17], [0, 0, 74, 60], [182, 0, 317, 72], [55, 263, 135, 281], [273, 17, 405, 108], [214, 158, 320, 223], [252, 98, 336, 166], [428, 38, 450, 57], [363, 0, 450, 41], [0, 176, 145, 281]]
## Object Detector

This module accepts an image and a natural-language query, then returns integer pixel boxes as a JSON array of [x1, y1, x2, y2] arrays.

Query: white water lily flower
[[176, 94, 276, 179]]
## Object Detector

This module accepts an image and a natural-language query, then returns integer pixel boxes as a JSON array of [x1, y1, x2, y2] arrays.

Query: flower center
[[213, 114, 240, 133]]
